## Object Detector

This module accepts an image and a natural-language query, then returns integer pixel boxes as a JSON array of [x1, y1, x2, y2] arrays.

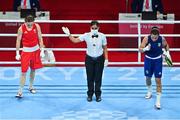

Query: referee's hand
[[62, 27, 70, 36]]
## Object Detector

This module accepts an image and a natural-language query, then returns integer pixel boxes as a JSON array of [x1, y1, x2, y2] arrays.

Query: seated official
[[131, 0, 163, 15], [13, 0, 40, 11]]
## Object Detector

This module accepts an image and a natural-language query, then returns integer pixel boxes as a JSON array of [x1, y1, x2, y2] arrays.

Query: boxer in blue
[[139, 26, 172, 109]]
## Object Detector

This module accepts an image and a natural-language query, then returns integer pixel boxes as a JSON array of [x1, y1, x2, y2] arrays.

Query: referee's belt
[[86, 54, 103, 60]]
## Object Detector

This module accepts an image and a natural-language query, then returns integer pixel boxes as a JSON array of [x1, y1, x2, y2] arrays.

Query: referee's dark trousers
[[85, 54, 105, 97]]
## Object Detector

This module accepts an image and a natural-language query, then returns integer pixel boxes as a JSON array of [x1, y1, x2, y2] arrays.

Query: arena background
[[0, 0, 180, 64]]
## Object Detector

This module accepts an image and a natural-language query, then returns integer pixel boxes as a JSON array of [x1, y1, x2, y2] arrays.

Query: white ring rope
[[0, 61, 180, 65], [0, 62, 143, 65], [0, 20, 180, 65], [0, 19, 180, 24], [0, 48, 138, 51], [0, 48, 180, 51], [0, 34, 180, 37]]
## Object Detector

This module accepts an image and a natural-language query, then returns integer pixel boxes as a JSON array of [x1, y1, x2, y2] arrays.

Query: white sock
[[29, 85, 33, 89], [156, 92, 161, 105], [29, 79, 34, 89], [18, 86, 23, 93], [147, 85, 152, 93]]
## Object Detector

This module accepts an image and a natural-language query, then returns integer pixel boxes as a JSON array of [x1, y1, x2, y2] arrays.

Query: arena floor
[[0, 67, 180, 120]]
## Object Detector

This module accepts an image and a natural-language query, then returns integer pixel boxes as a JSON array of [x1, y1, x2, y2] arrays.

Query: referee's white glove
[[143, 44, 151, 52], [62, 27, 70, 36], [15, 50, 21, 60], [104, 59, 108, 67]]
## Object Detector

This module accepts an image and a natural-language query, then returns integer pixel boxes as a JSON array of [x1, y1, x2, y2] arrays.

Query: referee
[[62, 20, 108, 102]]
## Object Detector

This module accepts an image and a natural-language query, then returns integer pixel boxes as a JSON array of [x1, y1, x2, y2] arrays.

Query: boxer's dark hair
[[25, 15, 35, 22], [151, 26, 159, 35]]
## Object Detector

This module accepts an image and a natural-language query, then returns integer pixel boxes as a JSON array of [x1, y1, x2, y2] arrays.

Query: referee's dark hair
[[90, 20, 99, 26], [151, 26, 160, 35]]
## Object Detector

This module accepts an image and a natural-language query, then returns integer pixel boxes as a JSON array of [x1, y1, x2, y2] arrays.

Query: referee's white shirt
[[79, 32, 107, 57]]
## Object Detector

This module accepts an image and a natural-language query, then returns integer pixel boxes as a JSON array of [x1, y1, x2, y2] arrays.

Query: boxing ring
[[0, 20, 180, 119]]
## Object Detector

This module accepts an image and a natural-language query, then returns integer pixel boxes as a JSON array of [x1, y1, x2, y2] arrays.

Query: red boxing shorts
[[21, 49, 43, 72]]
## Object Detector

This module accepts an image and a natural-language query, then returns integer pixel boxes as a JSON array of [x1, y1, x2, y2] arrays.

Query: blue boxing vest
[[145, 35, 163, 58]]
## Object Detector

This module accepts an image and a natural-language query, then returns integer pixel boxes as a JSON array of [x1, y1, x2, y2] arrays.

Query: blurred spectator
[[131, 0, 163, 14], [13, 0, 40, 11]]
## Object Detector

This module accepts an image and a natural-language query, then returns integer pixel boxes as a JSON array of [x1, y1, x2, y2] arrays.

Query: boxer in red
[[15, 15, 45, 98]]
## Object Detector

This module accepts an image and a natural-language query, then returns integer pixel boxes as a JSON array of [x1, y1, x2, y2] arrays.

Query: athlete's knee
[[31, 69, 35, 74], [21, 72, 26, 76]]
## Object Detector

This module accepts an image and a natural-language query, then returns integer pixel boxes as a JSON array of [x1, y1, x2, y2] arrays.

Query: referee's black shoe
[[87, 96, 92, 102], [96, 96, 101, 102]]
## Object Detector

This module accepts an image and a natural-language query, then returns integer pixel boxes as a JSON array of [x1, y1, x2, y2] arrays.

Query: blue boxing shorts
[[144, 55, 163, 78]]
